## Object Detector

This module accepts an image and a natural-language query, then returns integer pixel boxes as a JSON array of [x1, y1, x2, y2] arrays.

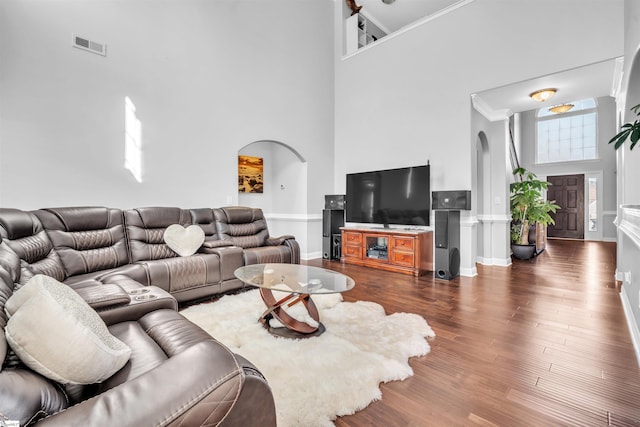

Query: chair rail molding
[[264, 213, 322, 222], [477, 214, 511, 223], [617, 205, 640, 249]]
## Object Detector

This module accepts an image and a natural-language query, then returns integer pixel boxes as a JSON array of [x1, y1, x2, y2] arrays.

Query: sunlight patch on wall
[[124, 96, 142, 183]]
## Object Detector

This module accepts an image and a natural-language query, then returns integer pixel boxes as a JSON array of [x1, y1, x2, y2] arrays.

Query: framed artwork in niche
[[238, 155, 264, 193]]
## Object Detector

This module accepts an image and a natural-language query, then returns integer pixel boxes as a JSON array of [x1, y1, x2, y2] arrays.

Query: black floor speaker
[[322, 209, 344, 260], [434, 210, 460, 280]]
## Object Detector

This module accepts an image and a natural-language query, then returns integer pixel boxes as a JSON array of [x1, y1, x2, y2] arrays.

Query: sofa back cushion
[[0, 208, 66, 284], [0, 245, 70, 425], [125, 207, 191, 262], [190, 208, 220, 242], [213, 206, 269, 249], [0, 251, 13, 371], [34, 207, 129, 277]]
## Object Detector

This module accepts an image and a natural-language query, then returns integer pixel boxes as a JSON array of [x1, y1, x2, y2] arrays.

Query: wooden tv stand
[[340, 227, 433, 277]]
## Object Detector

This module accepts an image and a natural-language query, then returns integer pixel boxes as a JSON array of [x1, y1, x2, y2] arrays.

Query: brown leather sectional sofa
[[0, 205, 299, 426]]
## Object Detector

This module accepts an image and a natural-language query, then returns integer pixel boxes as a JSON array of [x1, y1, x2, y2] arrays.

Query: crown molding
[[471, 94, 512, 122], [611, 56, 624, 99]]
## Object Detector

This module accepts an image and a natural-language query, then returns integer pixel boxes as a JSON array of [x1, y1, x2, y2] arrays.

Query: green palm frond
[[609, 104, 640, 151]]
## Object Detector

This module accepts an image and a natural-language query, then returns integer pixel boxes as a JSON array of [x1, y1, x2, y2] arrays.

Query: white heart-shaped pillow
[[163, 224, 205, 257]]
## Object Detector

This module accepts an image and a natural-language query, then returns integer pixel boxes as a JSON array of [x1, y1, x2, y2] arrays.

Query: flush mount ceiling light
[[549, 103, 574, 114], [529, 88, 557, 102], [382, 0, 396, 4]]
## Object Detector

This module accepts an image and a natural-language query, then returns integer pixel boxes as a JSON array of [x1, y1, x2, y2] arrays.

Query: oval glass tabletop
[[234, 263, 355, 294]]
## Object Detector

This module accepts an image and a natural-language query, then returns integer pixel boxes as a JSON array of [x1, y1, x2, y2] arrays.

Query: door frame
[[540, 170, 603, 241], [584, 170, 603, 241]]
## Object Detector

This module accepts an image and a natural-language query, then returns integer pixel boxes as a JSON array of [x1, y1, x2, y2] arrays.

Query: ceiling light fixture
[[529, 88, 557, 102], [382, 0, 396, 4], [549, 103, 574, 114]]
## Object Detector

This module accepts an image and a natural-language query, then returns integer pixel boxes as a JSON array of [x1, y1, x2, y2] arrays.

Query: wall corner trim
[[620, 286, 640, 367]]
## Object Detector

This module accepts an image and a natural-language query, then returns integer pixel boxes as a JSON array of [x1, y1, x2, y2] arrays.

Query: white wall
[[0, 0, 334, 214], [334, 0, 624, 273], [0, 0, 334, 258]]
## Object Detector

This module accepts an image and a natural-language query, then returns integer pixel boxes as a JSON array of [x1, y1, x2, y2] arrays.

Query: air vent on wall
[[72, 34, 106, 56]]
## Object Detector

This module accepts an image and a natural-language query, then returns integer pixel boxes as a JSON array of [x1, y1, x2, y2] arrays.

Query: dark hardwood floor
[[305, 239, 640, 426]]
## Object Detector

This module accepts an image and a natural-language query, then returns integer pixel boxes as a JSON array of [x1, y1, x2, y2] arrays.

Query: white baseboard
[[460, 266, 477, 277], [476, 257, 512, 267], [302, 251, 322, 261], [620, 286, 640, 366]]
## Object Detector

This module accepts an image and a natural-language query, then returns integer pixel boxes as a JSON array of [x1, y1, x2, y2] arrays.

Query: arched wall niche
[[475, 131, 491, 214], [625, 47, 640, 118], [475, 131, 491, 261], [237, 139, 308, 215], [622, 46, 640, 206]]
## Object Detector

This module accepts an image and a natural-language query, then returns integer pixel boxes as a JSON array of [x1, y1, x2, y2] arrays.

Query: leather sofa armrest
[[265, 235, 296, 246], [74, 283, 131, 309], [99, 263, 150, 287], [73, 276, 178, 325], [37, 341, 276, 427], [96, 275, 178, 324], [265, 236, 300, 264], [200, 240, 235, 250]]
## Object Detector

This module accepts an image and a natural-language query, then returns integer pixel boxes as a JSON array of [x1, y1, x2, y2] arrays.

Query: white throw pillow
[[4, 275, 131, 384], [163, 224, 205, 257]]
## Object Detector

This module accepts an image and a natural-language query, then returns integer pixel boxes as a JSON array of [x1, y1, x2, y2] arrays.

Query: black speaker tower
[[434, 210, 460, 280], [323, 195, 345, 260]]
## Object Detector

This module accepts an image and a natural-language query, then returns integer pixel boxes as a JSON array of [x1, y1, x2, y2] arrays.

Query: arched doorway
[[238, 140, 307, 214], [237, 140, 309, 254]]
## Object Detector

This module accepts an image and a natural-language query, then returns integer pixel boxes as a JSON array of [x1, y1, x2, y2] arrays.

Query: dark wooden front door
[[547, 174, 584, 239]]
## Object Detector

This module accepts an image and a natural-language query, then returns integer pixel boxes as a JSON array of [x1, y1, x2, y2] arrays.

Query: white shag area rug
[[181, 289, 435, 427]]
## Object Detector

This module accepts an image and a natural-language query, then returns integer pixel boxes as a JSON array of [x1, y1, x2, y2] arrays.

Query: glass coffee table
[[234, 263, 355, 338]]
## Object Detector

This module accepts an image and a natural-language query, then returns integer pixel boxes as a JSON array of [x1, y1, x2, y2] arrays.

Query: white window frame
[[584, 171, 603, 241], [535, 99, 599, 165]]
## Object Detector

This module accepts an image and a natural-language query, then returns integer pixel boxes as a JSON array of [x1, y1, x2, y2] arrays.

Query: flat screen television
[[346, 165, 430, 227]]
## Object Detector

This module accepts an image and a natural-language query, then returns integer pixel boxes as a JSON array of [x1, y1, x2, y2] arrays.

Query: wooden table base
[[259, 288, 324, 338]]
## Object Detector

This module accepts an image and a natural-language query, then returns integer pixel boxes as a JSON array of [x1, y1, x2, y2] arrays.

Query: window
[[124, 96, 142, 183], [588, 176, 597, 232], [536, 98, 597, 164]]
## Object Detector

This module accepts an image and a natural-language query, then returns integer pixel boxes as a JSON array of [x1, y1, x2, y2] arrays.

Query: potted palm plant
[[510, 167, 560, 260]]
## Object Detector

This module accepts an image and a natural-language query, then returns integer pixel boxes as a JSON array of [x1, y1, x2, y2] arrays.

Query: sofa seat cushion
[[242, 246, 294, 265], [84, 309, 236, 401], [5, 275, 131, 384], [138, 254, 222, 301]]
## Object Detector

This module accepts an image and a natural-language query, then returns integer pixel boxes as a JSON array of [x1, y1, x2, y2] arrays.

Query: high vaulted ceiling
[[473, 58, 622, 117], [349, 1, 621, 118]]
